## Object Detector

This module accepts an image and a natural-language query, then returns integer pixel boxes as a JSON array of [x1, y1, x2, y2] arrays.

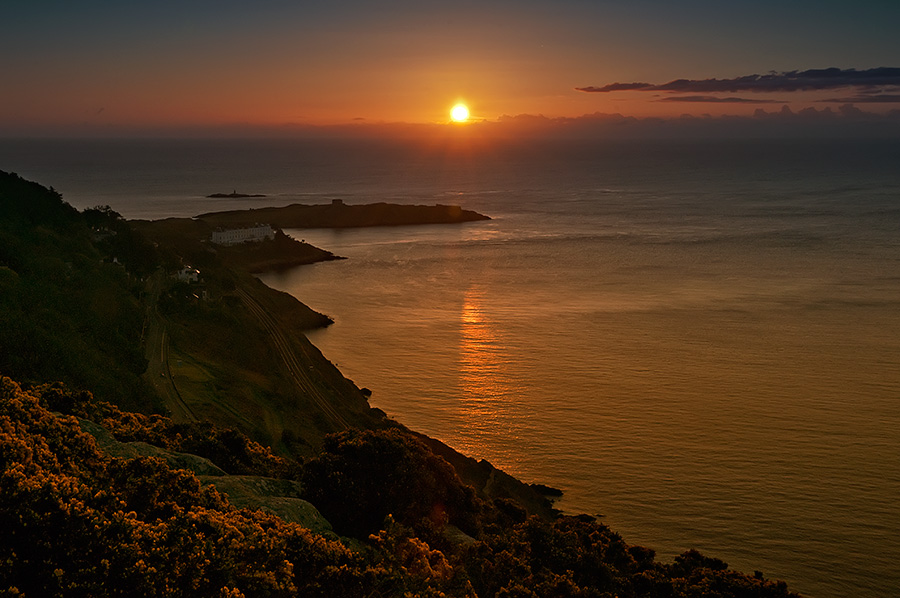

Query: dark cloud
[[819, 94, 900, 103], [577, 67, 900, 94], [657, 96, 781, 104], [575, 82, 654, 93]]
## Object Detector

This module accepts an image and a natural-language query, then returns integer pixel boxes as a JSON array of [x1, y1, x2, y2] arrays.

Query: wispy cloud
[[577, 67, 900, 94], [819, 94, 900, 103], [577, 82, 654, 93], [656, 96, 782, 104]]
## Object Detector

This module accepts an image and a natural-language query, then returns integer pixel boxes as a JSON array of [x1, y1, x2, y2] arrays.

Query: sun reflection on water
[[456, 286, 521, 466]]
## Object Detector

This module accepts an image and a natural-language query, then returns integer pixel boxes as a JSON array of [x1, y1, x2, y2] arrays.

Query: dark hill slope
[[0, 171, 154, 411]]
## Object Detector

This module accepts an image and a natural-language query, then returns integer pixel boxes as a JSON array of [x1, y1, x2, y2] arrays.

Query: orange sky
[[2, 1, 899, 134]]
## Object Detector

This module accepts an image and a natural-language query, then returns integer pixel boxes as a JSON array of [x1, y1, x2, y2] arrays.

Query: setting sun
[[450, 103, 470, 122]]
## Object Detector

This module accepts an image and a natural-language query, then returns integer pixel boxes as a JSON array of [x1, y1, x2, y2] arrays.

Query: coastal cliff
[[0, 170, 802, 597]]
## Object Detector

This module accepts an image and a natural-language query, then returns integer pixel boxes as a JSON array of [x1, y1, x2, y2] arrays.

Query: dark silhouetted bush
[[301, 428, 482, 539]]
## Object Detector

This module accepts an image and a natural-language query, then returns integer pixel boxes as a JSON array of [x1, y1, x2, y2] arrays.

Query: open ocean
[[2, 137, 899, 597]]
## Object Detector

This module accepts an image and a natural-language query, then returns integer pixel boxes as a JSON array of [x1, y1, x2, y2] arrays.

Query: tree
[[301, 428, 481, 539]]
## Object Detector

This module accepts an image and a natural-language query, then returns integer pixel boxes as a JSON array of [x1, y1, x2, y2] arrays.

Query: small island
[[207, 190, 267, 198]]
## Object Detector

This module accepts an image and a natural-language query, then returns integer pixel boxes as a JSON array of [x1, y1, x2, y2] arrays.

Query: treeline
[[1, 378, 801, 597], [0, 171, 157, 411]]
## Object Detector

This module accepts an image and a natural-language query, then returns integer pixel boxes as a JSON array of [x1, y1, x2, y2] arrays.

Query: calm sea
[[2, 137, 899, 597]]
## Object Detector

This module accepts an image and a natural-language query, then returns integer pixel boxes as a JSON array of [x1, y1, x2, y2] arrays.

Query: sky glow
[[2, 1, 899, 135]]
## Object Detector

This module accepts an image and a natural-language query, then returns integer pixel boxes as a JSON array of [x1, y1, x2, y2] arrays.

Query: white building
[[177, 266, 200, 283], [210, 224, 275, 246]]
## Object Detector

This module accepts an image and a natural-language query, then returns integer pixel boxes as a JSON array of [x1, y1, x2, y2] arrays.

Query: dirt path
[[142, 271, 197, 422]]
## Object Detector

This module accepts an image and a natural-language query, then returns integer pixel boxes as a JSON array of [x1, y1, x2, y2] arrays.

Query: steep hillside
[[0, 172, 155, 411]]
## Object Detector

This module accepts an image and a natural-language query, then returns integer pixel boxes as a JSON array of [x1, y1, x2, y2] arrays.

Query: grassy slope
[[147, 235, 557, 515], [138, 218, 382, 441], [0, 172, 157, 412]]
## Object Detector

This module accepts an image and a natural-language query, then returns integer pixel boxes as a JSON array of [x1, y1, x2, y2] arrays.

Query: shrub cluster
[[0, 171, 154, 410], [0, 377, 430, 597], [1, 378, 802, 597]]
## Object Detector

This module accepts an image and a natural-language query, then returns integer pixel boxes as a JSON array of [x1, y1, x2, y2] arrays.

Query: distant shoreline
[[131, 200, 489, 273], [196, 200, 491, 229], [207, 191, 267, 198]]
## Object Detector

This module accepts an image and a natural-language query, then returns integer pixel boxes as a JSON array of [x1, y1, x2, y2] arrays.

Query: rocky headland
[[196, 199, 490, 229]]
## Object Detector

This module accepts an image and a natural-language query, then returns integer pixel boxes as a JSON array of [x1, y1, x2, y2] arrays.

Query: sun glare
[[450, 103, 470, 122]]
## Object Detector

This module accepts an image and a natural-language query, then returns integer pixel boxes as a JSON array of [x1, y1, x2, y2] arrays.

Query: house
[[210, 224, 275, 246], [177, 266, 200, 283]]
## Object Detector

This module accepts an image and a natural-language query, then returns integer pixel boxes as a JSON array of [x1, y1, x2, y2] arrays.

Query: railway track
[[236, 288, 350, 430], [160, 328, 197, 422], [143, 270, 196, 422]]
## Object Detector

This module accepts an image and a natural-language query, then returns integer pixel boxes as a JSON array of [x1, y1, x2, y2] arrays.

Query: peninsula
[[196, 199, 490, 229], [129, 200, 484, 274]]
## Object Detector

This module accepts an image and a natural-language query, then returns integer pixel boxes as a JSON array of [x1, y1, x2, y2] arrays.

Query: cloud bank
[[819, 94, 900, 104], [657, 96, 782, 104], [577, 67, 900, 95]]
